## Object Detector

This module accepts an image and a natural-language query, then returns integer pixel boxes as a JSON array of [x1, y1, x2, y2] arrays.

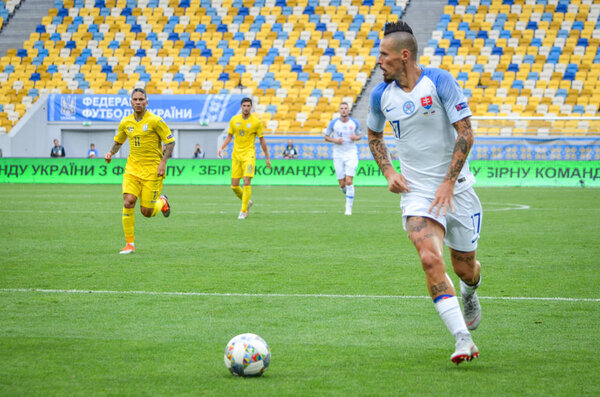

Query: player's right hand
[[217, 149, 222, 158], [387, 172, 409, 194], [104, 152, 112, 163]]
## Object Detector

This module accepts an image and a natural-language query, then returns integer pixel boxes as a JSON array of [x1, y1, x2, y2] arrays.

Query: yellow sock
[[122, 207, 135, 243], [231, 185, 243, 200], [241, 185, 252, 212], [150, 197, 164, 217]]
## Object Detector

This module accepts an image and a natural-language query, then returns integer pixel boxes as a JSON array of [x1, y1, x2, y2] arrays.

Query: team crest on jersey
[[127, 127, 134, 132], [143, 124, 148, 131], [421, 96, 433, 109], [403, 101, 416, 115]]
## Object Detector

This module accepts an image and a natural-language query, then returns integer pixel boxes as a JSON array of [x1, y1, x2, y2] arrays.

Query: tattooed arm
[[368, 128, 409, 194], [158, 141, 175, 177], [104, 141, 123, 163], [429, 116, 474, 216]]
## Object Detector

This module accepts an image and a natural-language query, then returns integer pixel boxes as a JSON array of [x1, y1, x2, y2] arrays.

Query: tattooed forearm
[[109, 142, 122, 155], [430, 281, 450, 295], [163, 142, 175, 159], [368, 130, 393, 173], [446, 117, 474, 181]]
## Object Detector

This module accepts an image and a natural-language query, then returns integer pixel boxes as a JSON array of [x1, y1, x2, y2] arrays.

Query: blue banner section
[[47, 94, 245, 123]]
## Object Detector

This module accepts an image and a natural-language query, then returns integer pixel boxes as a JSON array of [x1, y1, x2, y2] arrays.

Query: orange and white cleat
[[160, 194, 171, 217], [119, 243, 135, 255]]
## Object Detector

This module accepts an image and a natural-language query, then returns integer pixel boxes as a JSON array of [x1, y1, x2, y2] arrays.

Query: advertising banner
[[1, 159, 599, 187], [47, 94, 245, 123]]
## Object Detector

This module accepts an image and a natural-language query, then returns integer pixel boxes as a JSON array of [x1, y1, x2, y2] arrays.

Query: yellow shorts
[[122, 173, 163, 209], [231, 156, 256, 179]]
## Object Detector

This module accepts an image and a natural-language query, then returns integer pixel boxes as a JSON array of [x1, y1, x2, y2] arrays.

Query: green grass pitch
[[1, 184, 599, 396]]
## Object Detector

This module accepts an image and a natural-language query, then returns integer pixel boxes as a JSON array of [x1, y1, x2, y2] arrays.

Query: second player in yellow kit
[[218, 97, 271, 219], [105, 88, 175, 254]]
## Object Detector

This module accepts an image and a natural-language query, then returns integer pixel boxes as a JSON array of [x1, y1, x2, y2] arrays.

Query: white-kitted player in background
[[324, 102, 362, 215]]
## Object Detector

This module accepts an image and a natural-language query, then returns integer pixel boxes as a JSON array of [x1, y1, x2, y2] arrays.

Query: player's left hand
[[104, 152, 112, 163], [266, 158, 271, 168], [429, 180, 455, 216]]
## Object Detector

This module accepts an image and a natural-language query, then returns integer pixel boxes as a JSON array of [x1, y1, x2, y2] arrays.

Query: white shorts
[[333, 156, 358, 180], [401, 188, 482, 252]]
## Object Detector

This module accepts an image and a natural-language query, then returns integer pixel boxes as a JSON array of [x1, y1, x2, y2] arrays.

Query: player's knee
[[140, 207, 153, 217], [419, 250, 444, 276], [123, 196, 137, 208]]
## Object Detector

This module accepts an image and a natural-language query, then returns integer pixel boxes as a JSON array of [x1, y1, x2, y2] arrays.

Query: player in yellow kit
[[104, 88, 175, 254], [217, 97, 271, 219]]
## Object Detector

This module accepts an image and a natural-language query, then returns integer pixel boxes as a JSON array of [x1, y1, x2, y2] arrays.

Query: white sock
[[435, 296, 469, 339], [345, 184, 354, 210]]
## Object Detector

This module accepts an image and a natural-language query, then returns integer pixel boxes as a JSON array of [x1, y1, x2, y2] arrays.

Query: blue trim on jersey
[[325, 117, 341, 135], [433, 294, 454, 303], [367, 81, 389, 132]]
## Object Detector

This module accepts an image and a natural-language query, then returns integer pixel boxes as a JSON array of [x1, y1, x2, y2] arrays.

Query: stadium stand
[[419, 0, 600, 136], [0, 0, 23, 30], [0, 0, 408, 134]]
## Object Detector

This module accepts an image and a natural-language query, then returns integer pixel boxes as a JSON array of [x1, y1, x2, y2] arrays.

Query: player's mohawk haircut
[[384, 20, 414, 36]]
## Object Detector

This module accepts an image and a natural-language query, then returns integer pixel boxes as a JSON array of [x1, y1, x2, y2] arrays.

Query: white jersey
[[367, 67, 475, 198], [324, 117, 362, 158]]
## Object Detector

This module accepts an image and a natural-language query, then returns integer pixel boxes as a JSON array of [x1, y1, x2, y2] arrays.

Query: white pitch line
[[0, 288, 598, 302]]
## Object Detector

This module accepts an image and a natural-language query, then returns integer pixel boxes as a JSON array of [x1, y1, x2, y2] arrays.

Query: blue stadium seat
[[488, 104, 500, 114], [511, 80, 524, 91]]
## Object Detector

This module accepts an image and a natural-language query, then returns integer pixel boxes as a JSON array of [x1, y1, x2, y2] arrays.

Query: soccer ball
[[224, 333, 271, 377]]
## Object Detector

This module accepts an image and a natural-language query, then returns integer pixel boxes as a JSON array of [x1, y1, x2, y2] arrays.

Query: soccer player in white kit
[[324, 102, 362, 215], [367, 21, 483, 364]]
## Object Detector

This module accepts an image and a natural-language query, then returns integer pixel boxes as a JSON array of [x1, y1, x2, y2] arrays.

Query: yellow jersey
[[228, 113, 264, 160], [115, 110, 175, 180]]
